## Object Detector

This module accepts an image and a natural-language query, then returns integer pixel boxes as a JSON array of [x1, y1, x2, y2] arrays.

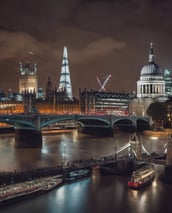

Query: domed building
[[129, 43, 167, 117], [137, 43, 165, 98]]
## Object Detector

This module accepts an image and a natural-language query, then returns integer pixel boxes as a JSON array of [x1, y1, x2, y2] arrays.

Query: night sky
[[0, 0, 172, 98]]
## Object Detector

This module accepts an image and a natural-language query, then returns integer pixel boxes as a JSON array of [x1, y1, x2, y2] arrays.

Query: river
[[0, 130, 172, 213]]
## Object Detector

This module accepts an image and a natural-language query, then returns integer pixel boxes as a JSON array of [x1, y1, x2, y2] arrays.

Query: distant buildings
[[1, 43, 172, 119], [79, 43, 172, 119], [44, 76, 79, 114], [0, 90, 8, 101], [79, 89, 132, 115], [164, 69, 172, 96], [18, 46, 73, 102]]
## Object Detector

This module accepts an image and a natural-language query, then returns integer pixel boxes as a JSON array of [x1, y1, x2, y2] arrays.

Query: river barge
[[0, 175, 63, 207], [128, 164, 155, 189]]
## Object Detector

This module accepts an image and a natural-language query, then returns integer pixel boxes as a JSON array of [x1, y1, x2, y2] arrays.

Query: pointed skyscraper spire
[[58, 46, 73, 100], [149, 42, 154, 63]]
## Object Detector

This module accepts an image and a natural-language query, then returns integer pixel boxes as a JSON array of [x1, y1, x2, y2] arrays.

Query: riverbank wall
[[144, 128, 172, 137]]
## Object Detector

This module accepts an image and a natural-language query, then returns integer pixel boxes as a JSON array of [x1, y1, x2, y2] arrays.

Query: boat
[[128, 164, 155, 189], [63, 168, 91, 183], [0, 175, 63, 207]]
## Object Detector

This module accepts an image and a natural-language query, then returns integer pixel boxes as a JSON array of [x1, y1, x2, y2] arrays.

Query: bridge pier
[[15, 128, 42, 148]]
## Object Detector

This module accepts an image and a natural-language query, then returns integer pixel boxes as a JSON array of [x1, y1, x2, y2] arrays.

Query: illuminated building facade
[[164, 69, 172, 96], [137, 43, 165, 98], [58, 46, 73, 100], [163, 70, 172, 127], [38, 87, 45, 100], [130, 43, 167, 117], [79, 89, 131, 115], [19, 62, 38, 98]]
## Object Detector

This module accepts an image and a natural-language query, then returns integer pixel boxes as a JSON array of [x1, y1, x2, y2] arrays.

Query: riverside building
[[79, 89, 131, 115]]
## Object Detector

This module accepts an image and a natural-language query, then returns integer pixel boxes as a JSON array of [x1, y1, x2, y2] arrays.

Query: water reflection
[[0, 130, 168, 172], [55, 179, 91, 213], [0, 131, 172, 213]]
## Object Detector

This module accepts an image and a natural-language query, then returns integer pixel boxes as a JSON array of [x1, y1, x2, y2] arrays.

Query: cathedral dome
[[140, 62, 162, 76], [137, 42, 165, 99], [140, 42, 163, 77]]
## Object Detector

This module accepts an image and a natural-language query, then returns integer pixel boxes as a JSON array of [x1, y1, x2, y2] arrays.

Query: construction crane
[[96, 74, 111, 91]]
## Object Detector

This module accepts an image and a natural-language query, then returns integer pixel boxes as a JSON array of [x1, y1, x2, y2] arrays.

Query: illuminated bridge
[[0, 113, 149, 131], [0, 113, 150, 147]]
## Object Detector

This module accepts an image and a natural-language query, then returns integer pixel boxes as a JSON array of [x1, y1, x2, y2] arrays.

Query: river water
[[0, 130, 172, 213]]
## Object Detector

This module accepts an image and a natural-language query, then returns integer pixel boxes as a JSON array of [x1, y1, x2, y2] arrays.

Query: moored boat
[[0, 175, 63, 207], [128, 164, 155, 189], [63, 168, 91, 183]]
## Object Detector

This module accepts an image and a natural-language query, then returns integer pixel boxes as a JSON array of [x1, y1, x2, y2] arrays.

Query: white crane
[[96, 74, 111, 91]]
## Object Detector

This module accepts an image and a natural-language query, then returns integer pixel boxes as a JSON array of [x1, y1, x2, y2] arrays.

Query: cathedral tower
[[58, 46, 73, 100]]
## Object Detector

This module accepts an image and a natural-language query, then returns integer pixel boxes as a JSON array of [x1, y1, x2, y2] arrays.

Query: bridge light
[[150, 136, 158, 140]]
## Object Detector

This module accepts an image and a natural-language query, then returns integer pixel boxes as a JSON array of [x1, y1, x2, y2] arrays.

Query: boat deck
[[0, 175, 62, 203]]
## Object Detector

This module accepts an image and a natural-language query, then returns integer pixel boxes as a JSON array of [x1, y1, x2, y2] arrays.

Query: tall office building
[[19, 61, 38, 98], [58, 46, 73, 100], [164, 69, 172, 96]]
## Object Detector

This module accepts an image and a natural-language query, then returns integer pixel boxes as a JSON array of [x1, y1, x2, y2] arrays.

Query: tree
[[147, 102, 166, 121]]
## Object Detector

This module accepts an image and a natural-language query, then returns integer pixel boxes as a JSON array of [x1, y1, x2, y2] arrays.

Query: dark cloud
[[0, 0, 172, 97]]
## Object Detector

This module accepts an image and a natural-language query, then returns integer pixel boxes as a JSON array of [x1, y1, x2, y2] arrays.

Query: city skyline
[[0, 1, 172, 97]]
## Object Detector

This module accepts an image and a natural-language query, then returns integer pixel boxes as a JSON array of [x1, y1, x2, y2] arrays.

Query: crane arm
[[96, 76, 102, 88], [101, 74, 111, 90]]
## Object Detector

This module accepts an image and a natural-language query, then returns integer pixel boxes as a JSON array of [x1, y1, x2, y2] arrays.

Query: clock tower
[[19, 61, 38, 98]]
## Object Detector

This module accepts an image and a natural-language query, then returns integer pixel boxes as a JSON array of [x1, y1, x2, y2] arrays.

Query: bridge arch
[[113, 118, 133, 127], [112, 117, 149, 130], [40, 116, 76, 129], [76, 117, 110, 127], [0, 118, 35, 128]]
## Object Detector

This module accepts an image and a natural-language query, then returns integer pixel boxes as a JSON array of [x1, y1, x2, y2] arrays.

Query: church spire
[[149, 42, 154, 63], [58, 46, 73, 100]]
